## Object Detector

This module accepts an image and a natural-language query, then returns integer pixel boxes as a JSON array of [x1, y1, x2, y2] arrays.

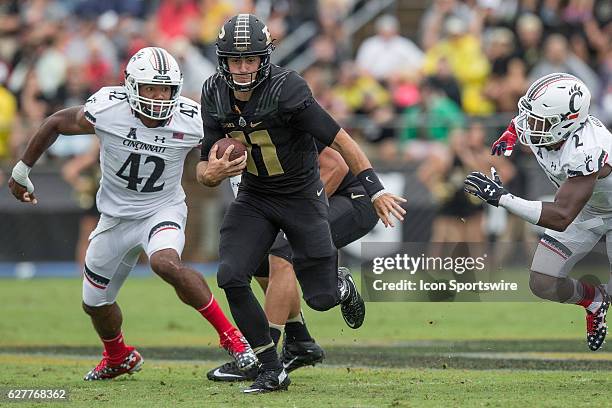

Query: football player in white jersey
[[464, 73, 612, 351], [8, 47, 256, 380]]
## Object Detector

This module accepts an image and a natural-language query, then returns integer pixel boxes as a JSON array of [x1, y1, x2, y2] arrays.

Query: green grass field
[[2, 276, 612, 407]]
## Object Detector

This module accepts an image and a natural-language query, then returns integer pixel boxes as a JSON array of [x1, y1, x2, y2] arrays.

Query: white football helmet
[[124, 47, 183, 120], [516, 72, 591, 147]]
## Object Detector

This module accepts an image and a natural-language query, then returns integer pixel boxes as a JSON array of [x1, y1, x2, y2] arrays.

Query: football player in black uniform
[[206, 142, 379, 381], [197, 14, 406, 393]]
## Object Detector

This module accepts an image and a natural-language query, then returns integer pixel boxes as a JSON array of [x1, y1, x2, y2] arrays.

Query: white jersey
[[84, 86, 202, 219], [528, 115, 612, 214]]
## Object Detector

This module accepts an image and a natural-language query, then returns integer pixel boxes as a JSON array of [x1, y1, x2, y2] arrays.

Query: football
[[212, 138, 247, 161]]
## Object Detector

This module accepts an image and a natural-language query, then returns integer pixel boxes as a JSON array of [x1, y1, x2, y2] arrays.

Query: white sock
[[586, 288, 604, 313]]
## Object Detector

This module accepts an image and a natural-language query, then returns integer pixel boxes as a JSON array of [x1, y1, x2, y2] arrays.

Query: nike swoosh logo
[[365, 176, 374, 183], [283, 357, 298, 369], [250, 121, 262, 127], [212, 368, 243, 378], [316, 188, 324, 196], [351, 193, 365, 199]]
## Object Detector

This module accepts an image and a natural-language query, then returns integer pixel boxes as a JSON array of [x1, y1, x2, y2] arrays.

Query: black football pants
[[217, 181, 339, 349]]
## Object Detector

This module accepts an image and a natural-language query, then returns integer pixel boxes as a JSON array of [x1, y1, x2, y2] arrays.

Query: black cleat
[[243, 367, 290, 394], [281, 339, 325, 372], [206, 361, 258, 382], [338, 267, 365, 329], [586, 287, 610, 351]]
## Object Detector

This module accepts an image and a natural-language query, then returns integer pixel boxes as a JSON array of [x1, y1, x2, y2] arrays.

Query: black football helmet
[[216, 14, 275, 92]]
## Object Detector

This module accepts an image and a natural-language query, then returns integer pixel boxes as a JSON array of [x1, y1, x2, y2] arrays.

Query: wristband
[[11, 161, 34, 192], [11, 160, 32, 186], [357, 168, 384, 198], [499, 194, 542, 224]]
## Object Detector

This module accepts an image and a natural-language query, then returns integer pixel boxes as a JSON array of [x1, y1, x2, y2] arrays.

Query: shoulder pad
[[84, 86, 129, 125], [277, 70, 313, 113]]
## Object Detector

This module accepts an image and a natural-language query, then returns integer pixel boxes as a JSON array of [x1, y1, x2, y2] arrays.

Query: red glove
[[491, 120, 518, 157]]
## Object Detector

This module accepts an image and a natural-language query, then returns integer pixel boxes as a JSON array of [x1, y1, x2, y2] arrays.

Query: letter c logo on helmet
[[515, 73, 591, 147], [568, 84, 584, 114]]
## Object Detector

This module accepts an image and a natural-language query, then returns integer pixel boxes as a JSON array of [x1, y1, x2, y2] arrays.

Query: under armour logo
[[484, 185, 495, 196], [126, 128, 137, 140], [155, 136, 165, 143]]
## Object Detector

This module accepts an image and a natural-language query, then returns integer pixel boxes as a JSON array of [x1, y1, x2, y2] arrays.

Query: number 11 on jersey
[[229, 130, 283, 176]]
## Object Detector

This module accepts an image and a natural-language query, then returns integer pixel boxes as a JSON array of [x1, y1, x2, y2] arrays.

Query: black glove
[[464, 167, 508, 207]]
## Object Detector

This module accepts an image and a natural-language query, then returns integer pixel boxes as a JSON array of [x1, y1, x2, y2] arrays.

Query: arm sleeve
[[288, 101, 341, 147], [279, 71, 341, 146]]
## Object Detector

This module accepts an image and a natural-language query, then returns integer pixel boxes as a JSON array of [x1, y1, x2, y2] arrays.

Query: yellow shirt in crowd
[[423, 34, 495, 116], [0, 85, 16, 159]]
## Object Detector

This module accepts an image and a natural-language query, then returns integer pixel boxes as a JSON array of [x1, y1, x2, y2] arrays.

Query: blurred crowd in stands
[[0, 0, 610, 253], [0, 0, 609, 163]]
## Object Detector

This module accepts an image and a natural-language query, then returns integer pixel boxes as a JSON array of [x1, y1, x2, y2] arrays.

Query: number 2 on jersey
[[116, 153, 165, 192], [229, 130, 283, 176]]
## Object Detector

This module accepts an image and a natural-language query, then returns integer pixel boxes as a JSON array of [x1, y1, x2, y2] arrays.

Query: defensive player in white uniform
[[8, 47, 257, 380], [464, 73, 612, 351]]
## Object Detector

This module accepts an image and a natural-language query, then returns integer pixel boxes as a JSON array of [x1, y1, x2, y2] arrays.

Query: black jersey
[[200, 65, 341, 194]]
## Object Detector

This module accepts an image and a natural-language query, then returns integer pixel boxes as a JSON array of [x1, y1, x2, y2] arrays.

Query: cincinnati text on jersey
[[122, 139, 167, 153]]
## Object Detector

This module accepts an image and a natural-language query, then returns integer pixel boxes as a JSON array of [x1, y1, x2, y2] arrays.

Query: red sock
[[197, 296, 234, 336], [102, 332, 130, 365], [577, 282, 596, 308]]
